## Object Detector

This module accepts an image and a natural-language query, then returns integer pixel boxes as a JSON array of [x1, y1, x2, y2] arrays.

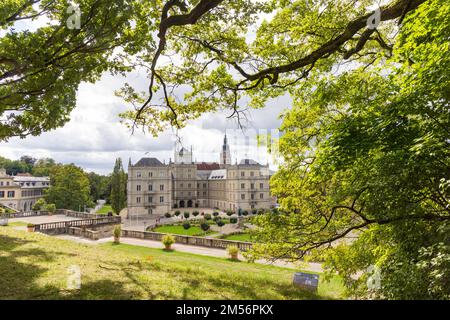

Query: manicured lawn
[[0, 226, 345, 299], [4, 221, 28, 227], [223, 233, 252, 242], [96, 205, 113, 214], [153, 225, 215, 236]]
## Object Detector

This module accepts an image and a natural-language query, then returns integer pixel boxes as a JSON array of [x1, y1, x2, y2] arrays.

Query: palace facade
[[127, 135, 276, 217]]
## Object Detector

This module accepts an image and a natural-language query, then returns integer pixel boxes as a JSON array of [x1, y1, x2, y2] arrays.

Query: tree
[[0, 0, 154, 141], [32, 158, 57, 176], [110, 158, 127, 215], [249, 0, 450, 299], [87, 172, 111, 203], [2, 0, 427, 140], [45, 164, 93, 211]]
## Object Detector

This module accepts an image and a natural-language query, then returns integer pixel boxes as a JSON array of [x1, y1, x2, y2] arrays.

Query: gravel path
[[55, 234, 323, 273]]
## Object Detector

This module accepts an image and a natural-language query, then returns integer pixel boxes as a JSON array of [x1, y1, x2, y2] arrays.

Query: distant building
[[127, 135, 276, 217], [0, 168, 50, 212]]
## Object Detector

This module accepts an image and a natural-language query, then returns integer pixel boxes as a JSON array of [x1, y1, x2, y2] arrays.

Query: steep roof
[[239, 159, 261, 166], [196, 162, 220, 171], [134, 158, 164, 167], [209, 169, 227, 180]]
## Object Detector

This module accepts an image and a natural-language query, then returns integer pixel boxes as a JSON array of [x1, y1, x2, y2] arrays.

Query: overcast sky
[[0, 71, 290, 175]]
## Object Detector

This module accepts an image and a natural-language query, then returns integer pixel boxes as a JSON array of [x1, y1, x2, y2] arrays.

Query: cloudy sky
[[0, 71, 290, 175]]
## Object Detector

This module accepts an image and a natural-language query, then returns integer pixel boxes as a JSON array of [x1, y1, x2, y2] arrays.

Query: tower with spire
[[220, 134, 231, 165]]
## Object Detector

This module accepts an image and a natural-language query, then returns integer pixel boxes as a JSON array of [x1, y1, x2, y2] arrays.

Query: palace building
[[127, 135, 276, 217], [0, 168, 50, 212]]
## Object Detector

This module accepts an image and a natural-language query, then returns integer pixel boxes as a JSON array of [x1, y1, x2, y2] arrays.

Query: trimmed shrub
[[113, 225, 121, 244], [230, 217, 238, 224], [183, 222, 191, 230], [162, 235, 175, 249], [204, 213, 212, 220], [200, 222, 210, 232], [212, 211, 219, 217], [251, 209, 257, 215], [242, 210, 248, 216], [216, 220, 225, 227], [174, 210, 181, 216], [226, 245, 239, 260], [257, 208, 265, 215], [184, 212, 190, 219], [32, 198, 47, 211], [213, 216, 220, 222], [226, 210, 234, 216], [164, 212, 171, 218], [192, 211, 199, 217], [45, 203, 56, 214]]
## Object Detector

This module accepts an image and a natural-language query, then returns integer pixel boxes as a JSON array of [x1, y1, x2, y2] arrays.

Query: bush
[[230, 217, 238, 224], [216, 220, 225, 227], [113, 225, 121, 243], [45, 203, 56, 213], [251, 209, 257, 215], [213, 216, 220, 222], [226, 210, 234, 216], [27, 223, 35, 228], [192, 211, 199, 217], [257, 208, 265, 215], [226, 245, 239, 260], [212, 211, 219, 217], [183, 222, 191, 230], [200, 222, 210, 232], [242, 210, 248, 216], [184, 212, 190, 219], [32, 198, 47, 211], [162, 235, 175, 248], [204, 213, 212, 220], [174, 210, 181, 216]]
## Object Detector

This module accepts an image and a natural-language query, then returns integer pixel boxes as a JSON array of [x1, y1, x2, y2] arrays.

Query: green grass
[[0, 226, 344, 299], [3, 221, 28, 227], [153, 225, 215, 236], [96, 205, 113, 215], [222, 233, 252, 242]]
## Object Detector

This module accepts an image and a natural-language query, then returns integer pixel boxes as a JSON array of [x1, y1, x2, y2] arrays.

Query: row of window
[[136, 172, 167, 178], [0, 191, 15, 198], [136, 196, 165, 203], [241, 193, 264, 200], [21, 189, 43, 197], [137, 184, 165, 191], [0, 181, 49, 187]]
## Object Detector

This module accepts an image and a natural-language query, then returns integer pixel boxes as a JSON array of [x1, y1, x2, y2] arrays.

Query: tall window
[[148, 184, 153, 191], [149, 172, 153, 177], [137, 185, 141, 191], [160, 184, 164, 191], [136, 197, 141, 203], [260, 193, 264, 199], [250, 171, 254, 177], [250, 183, 254, 189], [136, 172, 141, 178], [241, 172, 245, 177], [160, 196, 164, 203], [260, 183, 264, 189], [241, 183, 245, 189], [251, 194, 254, 200], [148, 196, 153, 203], [7, 191, 15, 198], [241, 194, 245, 200], [0, 191, 4, 198]]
